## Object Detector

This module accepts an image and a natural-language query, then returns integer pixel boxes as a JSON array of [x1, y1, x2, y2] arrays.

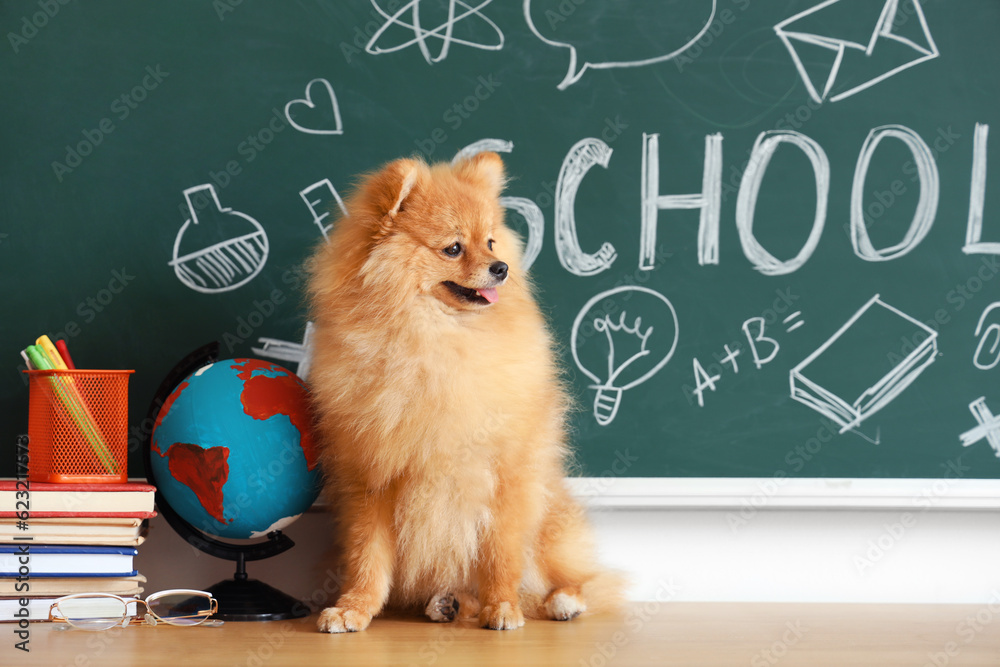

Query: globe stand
[[203, 551, 309, 622], [141, 342, 311, 622]]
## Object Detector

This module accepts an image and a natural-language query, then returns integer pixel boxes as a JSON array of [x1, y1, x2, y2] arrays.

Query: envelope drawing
[[775, 0, 939, 103]]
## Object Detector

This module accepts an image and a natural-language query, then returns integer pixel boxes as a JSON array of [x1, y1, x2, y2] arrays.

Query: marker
[[20, 349, 35, 370], [36, 335, 67, 370], [25, 344, 53, 371], [55, 339, 76, 369], [24, 344, 116, 475]]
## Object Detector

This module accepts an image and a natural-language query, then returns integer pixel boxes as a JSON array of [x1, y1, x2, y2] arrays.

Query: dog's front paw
[[317, 606, 372, 633], [479, 601, 524, 630], [545, 589, 587, 621], [425, 593, 460, 623]]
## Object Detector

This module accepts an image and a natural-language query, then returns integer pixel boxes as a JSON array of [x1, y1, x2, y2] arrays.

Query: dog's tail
[[519, 480, 631, 620], [521, 568, 629, 620], [581, 568, 630, 615]]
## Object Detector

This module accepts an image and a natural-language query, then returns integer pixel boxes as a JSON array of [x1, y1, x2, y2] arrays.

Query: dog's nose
[[489, 261, 508, 281]]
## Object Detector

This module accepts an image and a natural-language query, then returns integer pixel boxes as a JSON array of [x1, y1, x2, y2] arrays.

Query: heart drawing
[[284, 78, 344, 135]]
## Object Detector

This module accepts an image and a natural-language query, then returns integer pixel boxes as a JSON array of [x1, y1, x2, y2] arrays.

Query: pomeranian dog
[[306, 152, 622, 632]]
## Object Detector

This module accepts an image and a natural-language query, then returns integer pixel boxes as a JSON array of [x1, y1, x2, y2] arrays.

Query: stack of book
[[0, 480, 156, 622]]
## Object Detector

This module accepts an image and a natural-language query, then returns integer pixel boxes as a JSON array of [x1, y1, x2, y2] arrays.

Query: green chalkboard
[[2, 0, 1000, 480]]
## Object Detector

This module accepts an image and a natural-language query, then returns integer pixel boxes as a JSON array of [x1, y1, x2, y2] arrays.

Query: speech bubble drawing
[[523, 0, 718, 90]]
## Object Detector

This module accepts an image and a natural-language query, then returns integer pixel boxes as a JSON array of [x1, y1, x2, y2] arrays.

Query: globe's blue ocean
[[150, 359, 321, 539]]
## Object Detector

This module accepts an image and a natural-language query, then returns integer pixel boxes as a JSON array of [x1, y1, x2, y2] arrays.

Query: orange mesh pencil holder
[[25, 369, 134, 483]]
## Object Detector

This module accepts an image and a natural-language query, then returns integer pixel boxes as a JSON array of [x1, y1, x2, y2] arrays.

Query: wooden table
[[8, 602, 1000, 666]]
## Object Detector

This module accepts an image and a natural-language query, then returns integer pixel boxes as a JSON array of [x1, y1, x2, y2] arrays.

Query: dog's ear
[[453, 151, 506, 197], [364, 157, 425, 240]]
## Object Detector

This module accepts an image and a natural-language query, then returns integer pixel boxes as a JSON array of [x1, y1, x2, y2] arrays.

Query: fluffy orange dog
[[306, 152, 621, 632]]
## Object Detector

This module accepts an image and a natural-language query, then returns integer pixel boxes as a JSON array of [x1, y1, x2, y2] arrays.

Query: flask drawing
[[170, 184, 269, 294], [571, 286, 679, 426]]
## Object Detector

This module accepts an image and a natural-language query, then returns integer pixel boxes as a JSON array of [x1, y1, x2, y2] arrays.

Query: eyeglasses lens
[[57, 597, 126, 631], [147, 592, 214, 626]]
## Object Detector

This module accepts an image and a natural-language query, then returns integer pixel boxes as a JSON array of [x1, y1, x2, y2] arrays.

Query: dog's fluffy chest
[[391, 443, 497, 596]]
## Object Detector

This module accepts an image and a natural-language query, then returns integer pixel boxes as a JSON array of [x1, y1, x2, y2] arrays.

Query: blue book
[[0, 545, 138, 578]]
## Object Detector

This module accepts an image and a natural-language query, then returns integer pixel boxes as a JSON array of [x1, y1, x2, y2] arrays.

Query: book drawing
[[790, 294, 938, 433]]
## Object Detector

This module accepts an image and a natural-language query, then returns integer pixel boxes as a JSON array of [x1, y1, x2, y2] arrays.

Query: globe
[[149, 358, 321, 540]]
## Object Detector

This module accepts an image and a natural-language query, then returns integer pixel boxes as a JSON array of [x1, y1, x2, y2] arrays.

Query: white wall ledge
[[566, 477, 1000, 510], [133, 477, 1000, 605]]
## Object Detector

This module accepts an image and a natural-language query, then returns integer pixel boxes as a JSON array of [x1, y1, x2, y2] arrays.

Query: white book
[[0, 545, 137, 577]]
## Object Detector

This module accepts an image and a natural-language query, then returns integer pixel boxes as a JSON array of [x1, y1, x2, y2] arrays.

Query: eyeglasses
[[49, 589, 223, 631]]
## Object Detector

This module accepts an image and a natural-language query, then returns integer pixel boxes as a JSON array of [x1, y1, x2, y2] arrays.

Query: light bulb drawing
[[571, 286, 679, 426]]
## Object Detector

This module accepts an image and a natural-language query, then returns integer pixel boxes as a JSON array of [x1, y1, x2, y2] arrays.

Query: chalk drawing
[[252, 321, 316, 381], [366, 0, 504, 64], [736, 130, 830, 276], [790, 294, 937, 434], [555, 138, 618, 276], [785, 311, 805, 333], [453, 139, 543, 271], [170, 184, 269, 294], [641, 132, 723, 270], [851, 125, 938, 261], [959, 397, 1000, 458], [572, 286, 679, 426], [300, 179, 348, 242], [285, 79, 344, 135], [742, 317, 781, 371], [973, 302, 1000, 371], [964, 124, 995, 255], [690, 310, 808, 408], [452, 138, 513, 164], [524, 0, 718, 90], [775, 0, 939, 103], [497, 197, 543, 272]]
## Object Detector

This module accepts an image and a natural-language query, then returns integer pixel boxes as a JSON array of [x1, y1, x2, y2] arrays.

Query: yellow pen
[[36, 335, 68, 370]]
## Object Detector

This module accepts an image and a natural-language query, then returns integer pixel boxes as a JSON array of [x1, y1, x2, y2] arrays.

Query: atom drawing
[[365, 0, 505, 64]]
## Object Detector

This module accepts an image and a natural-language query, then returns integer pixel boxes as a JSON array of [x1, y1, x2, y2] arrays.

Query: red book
[[0, 480, 156, 518]]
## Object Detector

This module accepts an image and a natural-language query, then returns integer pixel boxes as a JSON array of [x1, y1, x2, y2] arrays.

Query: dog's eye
[[443, 242, 462, 257], [488, 239, 495, 251]]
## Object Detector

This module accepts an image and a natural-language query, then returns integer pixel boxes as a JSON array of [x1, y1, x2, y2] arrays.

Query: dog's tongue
[[477, 287, 499, 304]]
